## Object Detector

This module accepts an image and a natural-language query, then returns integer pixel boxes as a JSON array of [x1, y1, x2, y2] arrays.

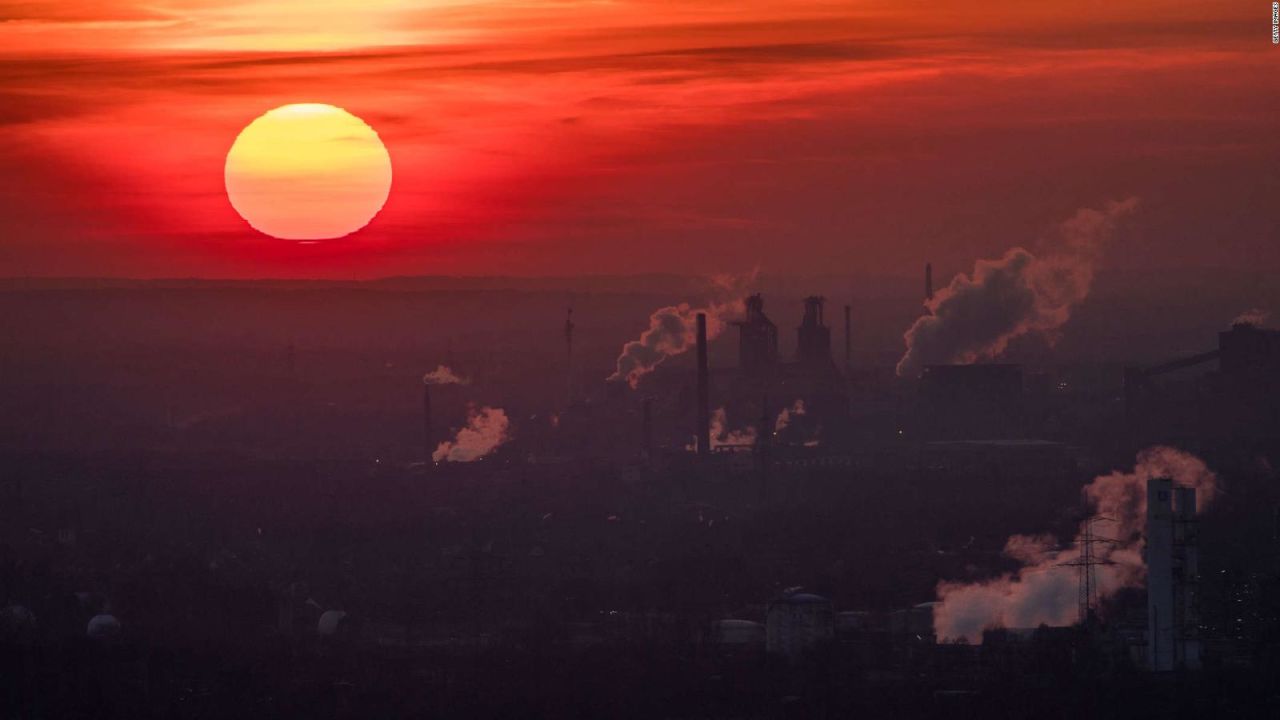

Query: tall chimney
[[844, 304, 852, 369], [925, 262, 934, 302], [422, 383, 433, 466], [696, 312, 710, 458]]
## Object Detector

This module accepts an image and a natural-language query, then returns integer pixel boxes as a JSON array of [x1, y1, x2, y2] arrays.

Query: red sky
[[1, 1, 1275, 278]]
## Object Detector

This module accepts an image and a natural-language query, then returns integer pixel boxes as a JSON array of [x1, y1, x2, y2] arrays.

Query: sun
[[225, 103, 392, 241]]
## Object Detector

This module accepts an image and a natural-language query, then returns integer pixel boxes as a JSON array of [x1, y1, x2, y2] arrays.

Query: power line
[[1057, 514, 1118, 625]]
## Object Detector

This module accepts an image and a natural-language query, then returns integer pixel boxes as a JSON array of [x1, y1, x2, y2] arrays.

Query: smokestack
[[844, 304, 852, 369], [925, 262, 933, 302], [641, 397, 653, 462], [422, 383, 433, 466], [696, 312, 710, 458]]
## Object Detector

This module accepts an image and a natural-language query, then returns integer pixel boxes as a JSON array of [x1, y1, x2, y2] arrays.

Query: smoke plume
[[423, 365, 468, 385], [433, 406, 510, 462], [687, 407, 757, 451], [609, 273, 755, 388], [932, 446, 1216, 643], [896, 198, 1138, 377], [772, 399, 821, 446], [773, 399, 807, 433], [1232, 308, 1270, 327], [711, 408, 758, 449]]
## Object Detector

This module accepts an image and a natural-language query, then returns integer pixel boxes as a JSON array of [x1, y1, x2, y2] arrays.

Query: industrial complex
[[2, 273, 1279, 717]]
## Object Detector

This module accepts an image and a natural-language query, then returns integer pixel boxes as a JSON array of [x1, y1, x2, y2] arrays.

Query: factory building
[[1146, 477, 1201, 671], [1218, 321, 1280, 375], [667, 293, 854, 461], [1126, 321, 1280, 397], [918, 364, 1024, 439], [922, 439, 1070, 476], [735, 294, 779, 375], [732, 293, 839, 379], [796, 296, 834, 372], [1125, 322, 1280, 443], [919, 364, 1023, 407]]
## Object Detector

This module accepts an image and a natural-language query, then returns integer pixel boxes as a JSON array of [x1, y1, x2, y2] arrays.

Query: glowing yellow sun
[[225, 103, 392, 240]]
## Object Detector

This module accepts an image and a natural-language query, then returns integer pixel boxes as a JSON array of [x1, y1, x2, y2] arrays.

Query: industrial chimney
[[796, 296, 832, 368], [925, 262, 934, 302], [696, 312, 711, 458]]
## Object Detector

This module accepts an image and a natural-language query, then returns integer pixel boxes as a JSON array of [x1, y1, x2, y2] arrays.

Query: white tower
[[1146, 478, 1175, 671], [1146, 477, 1202, 671], [1173, 485, 1202, 668]]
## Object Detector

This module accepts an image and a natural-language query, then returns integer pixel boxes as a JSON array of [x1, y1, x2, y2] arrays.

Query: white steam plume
[[423, 365, 468, 385], [609, 273, 756, 389], [433, 406, 510, 462], [773, 399, 820, 446], [897, 198, 1138, 377], [711, 408, 758, 449], [933, 446, 1216, 643], [687, 407, 757, 452], [1232, 308, 1270, 327], [773, 399, 806, 433]]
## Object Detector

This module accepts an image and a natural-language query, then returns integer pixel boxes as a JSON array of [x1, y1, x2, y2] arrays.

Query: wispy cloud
[[0, 1, 1273, 278]]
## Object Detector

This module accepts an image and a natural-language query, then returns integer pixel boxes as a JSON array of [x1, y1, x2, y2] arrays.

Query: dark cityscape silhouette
[[2, 264, 1280, 718]]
